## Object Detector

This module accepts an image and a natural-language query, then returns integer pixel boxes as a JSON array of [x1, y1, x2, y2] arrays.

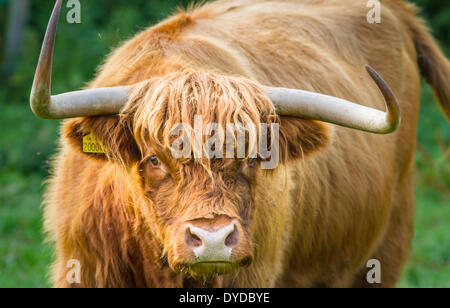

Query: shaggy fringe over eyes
[[124, 70, 279, 170]]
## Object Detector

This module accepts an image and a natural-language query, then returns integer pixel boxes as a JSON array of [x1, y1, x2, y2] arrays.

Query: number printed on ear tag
[[83, 133, 106, 154]]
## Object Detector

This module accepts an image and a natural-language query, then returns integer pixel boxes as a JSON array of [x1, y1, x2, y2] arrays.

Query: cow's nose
[[185, 222, 239, 262]]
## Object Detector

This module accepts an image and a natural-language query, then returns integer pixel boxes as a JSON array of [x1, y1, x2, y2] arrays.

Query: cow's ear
[[278, 117, 331, 161], [63, 116, 141, 165]]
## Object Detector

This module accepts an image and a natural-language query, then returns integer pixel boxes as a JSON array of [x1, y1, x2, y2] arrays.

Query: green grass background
[[0, 0, 448, 288]]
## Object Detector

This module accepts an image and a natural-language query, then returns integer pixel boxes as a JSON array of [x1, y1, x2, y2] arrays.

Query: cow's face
[[64, 71, 330, 278], [138, 152, 257, 277]]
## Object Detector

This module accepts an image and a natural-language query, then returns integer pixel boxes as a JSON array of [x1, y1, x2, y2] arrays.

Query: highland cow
[[31, 0, 450, 287]]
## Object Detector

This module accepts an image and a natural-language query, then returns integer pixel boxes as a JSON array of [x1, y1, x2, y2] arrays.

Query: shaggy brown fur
[[44, 0, 449, 288]]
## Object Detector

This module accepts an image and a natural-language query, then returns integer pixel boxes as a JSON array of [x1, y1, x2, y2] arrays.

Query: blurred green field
[[0, 0, 449, 288]]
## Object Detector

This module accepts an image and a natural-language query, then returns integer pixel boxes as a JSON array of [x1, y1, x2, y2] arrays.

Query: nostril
[[225, 225, 239, 248], [185, 228, 203, 248]]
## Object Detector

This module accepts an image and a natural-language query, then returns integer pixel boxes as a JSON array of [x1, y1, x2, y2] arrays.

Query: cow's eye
[[150, 155, 160, 166], [248, 158, 257, 167]]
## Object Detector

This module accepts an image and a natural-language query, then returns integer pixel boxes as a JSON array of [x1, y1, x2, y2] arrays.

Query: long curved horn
[[30, 0, 129, 119], [32, 0, 400, 130], [267, 65, 401, 134]]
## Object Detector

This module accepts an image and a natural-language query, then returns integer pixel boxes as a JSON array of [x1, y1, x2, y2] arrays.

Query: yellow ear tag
[[83, 133, 106, 154]]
